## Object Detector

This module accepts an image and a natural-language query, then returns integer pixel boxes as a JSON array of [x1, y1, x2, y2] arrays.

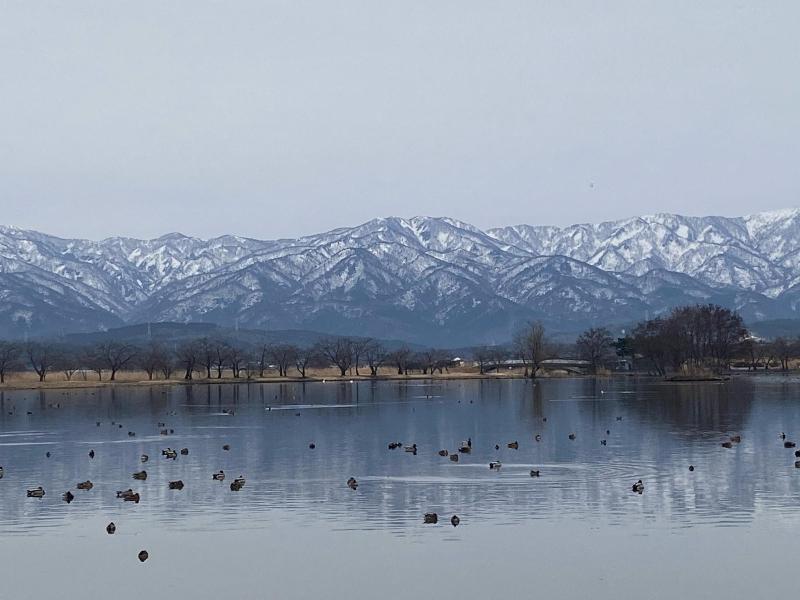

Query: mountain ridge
[[1, 209, 799, 345]]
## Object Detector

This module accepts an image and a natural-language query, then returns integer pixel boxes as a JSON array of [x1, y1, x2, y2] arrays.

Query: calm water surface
[[1, 377, 800, 599]]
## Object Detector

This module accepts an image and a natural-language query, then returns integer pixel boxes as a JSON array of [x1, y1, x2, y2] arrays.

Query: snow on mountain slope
[[0, 210, 799, 344]]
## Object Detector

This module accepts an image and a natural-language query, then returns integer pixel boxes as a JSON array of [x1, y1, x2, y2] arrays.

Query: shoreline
[[0, 371, 541, 392], [1, 370, 792, 393]]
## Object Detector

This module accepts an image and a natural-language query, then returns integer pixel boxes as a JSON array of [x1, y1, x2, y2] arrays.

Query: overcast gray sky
[[2, 1, 799, 240]]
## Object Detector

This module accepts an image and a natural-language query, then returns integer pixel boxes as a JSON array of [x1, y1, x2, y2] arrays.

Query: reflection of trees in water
[[2, 379, 800, 534]]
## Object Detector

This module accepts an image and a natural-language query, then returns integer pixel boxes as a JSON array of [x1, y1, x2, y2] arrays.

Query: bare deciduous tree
[[0, 341, 20, 383], [26, 342, 58, 382], [364, 342, 387, 376], [513, 321, 550, 378], [318, 337, 353, 377], [576, 327, 613, 374], [93, 341, 138, 381]]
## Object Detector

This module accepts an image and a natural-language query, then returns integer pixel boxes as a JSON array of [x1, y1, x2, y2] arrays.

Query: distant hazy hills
[[2, 209, 800, 345]]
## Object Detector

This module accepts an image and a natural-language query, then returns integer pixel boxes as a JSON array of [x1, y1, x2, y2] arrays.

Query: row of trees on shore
[[1, 304, 799, 382], [0, 337, 455, 383]]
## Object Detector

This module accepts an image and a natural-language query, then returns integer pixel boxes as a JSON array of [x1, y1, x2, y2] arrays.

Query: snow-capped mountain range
[[2, 209, 800, 345]]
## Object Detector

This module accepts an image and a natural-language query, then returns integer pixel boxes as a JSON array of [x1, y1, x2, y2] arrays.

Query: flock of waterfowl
[[3, 391, 800, 567], [2, 412, 250, 564]]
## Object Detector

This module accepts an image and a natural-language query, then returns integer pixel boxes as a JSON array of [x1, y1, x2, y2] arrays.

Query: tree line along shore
[[0, 303, 798, 390]]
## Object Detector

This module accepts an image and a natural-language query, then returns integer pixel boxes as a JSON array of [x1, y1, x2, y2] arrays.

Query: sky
[[1, 1, 799, 241]]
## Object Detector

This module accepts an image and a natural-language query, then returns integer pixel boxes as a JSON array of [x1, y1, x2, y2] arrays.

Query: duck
[[780, 432, 786, 440], [138, 550, 149, 563], [721, 441, 733, 448], [180, 448, 189, 455], [449, 453, 459, 462], [616, 416, 623, 421], [162, 448, 178, 459], [730, 435, 742, 443], [489, 461, 502, 470], [494, 444, 500, 450], [423, 513, 438, 524], [140, 454, 149, 463], [450, 515, 460, 527], [212, 470, 225, 481], [530, 470, 540, 477], [784, 441, 796, 448], [600, 439, 607, 446], [388, 442, 402, 450], [507, 441, 519, 450], [534, 434, 542, 442], [27, 486, 45, 498], [230, 476, 246, 491], [62, 490, 75, 503], [76, 480, 93, 491], [0, 466, 4, 479], [46, 452, 51, 458], [631, 480, 644, 493], [116, 489, 141, 503], [168, 480, 184, 490], [128, 431, 136, 437], [347, 477, 358, 490], [88, 449, 95, 459], [438, 449, 449, 457], [160, 429, 169, 436], [795, 450, 800, 458], [309, 443, 316, 449], [404, 444, 418, 454], [568, 433, 576, 440], [132, 470, 147, 480], [458, 442, 471, 453], [222, 444, 231, 451], [106, 522, 116, 534], [689, 465, 695, 472], [795, 461, 800, 469]]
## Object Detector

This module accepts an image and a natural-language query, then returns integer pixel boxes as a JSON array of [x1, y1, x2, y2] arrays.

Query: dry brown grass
[[0, 365, 529, 391]]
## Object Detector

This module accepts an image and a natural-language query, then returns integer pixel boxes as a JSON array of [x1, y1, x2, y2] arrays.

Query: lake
[[1, 376, 800, 599]]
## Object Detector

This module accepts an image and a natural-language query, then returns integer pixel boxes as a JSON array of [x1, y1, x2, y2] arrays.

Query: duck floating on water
[[568, 433, 576, 440], [27, 486, 45, 498], [76, 480, 93, 491], [489, 461, 502, 470], [106, 522, 116, 534], [62, 490, 75, 503], [222, 444, 231, 451], [162, 448, 177, 459], [721, 441, 733, 449], [212, 470, 225, 481], [138, 550, 149, 563], [507, 441, 519, 450], [438, 449, 448, 457], [784, 441, 796, 448], [132, 470, 147, 480], [140, 454, 149, 463], [450, 515, 460, 527], [530, 470, 540, 477], [632, 480, 644, 493], [88, 449, 95, 459], [388, 442, 402, 450], [347, 477, 358, 490], [230, 476, 246, 491], [180, 448, 189, 455], [424, 513, 438, 524], [449, 454, 459, 462], [116, 489, 141, 503], [168, 480, 184, 490]]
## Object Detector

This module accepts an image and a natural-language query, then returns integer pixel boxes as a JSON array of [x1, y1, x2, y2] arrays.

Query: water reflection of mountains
[[2, 377, 800, 535]]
